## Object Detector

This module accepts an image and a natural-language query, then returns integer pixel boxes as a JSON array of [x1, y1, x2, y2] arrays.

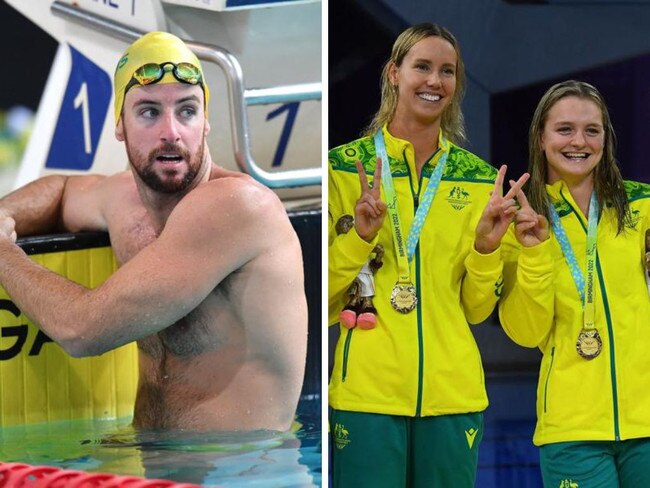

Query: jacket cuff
[[519, 238, 554, 271], [465, 244, 502, 275], [334, 227, 378, 264]]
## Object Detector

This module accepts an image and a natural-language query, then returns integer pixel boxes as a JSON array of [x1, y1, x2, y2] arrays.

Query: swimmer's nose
[[160, 111, 181, 143]]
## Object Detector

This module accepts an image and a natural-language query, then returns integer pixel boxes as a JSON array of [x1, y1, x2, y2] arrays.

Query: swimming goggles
[[124, 61, 203, 94]]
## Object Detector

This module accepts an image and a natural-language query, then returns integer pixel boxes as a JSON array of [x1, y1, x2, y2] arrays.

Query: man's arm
[[0, 174, 109, 236], [0, 177, 275, 357], [0, 178, 284, 356]]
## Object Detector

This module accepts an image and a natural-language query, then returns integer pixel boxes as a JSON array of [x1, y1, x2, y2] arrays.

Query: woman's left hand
[[474, 165, 529, 254], [512, 185, 549, 247]]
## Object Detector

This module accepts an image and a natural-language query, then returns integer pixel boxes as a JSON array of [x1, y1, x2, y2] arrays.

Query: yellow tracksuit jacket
[[329, 128, 502, 416], [499, 179, 650, 445]]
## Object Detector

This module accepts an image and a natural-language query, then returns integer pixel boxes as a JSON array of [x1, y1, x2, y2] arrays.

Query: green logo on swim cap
[[117, 55, 128, 71]]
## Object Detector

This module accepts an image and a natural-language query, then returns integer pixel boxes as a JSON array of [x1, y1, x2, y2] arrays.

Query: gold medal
[[576, 328, 602, 360], [390, 283, 417, 313]]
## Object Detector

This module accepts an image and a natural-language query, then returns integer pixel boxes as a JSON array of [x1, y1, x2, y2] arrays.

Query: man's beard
[[124, 133, 205, 194]]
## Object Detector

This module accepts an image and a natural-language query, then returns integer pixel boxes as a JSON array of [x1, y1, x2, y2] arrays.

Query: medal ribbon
[[548, 191, 598, 329], [373, 129, 449, 284]]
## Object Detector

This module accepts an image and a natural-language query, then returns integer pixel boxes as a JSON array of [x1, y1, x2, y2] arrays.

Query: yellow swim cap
[[113, 31, 210, 125]]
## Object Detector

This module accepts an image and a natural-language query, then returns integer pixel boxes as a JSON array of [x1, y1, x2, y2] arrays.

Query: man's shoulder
[[203, 173, 281, 207], [181, 174, 287, 227], [94, 171, 136, 196], [174, 176, 298, 265]]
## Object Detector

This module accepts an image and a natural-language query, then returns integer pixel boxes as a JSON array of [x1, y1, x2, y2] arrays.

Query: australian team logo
[[333, 423, 351, 450], [446, 185, 472, 210]]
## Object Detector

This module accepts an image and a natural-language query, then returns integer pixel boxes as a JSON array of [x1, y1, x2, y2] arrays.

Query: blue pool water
[[0, 398, 321, 487]]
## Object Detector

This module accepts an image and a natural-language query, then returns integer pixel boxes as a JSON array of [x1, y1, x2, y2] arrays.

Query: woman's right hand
[[474, 165, 528, 254], [511, 183, 549, 247], [354, 159, 387, 242]]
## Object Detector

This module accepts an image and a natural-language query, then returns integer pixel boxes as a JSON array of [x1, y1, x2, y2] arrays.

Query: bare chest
[[108, 215, 158, 265], [106, 213, 241, 359]]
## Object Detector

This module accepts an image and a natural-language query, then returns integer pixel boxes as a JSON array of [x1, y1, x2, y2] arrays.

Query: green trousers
[[540, 438, 650, 488], [330, 409, 483, 488]]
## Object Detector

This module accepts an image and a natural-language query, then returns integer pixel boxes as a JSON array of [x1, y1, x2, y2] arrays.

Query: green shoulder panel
[[328, 136, 410, 176], [329, 137, 375, 174], [329, 138, 498, 181], [438, 145, 497, 182], [624, 180, 650, 203]]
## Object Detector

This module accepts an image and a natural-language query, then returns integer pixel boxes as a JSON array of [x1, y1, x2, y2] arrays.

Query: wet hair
[[527, 80, 630, 234], [363, 23, 466, 145]]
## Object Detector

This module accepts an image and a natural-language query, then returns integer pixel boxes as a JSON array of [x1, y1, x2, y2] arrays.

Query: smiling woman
[[541, 97, 604, 212], [328, 22, 526, 488], [387, 36, 458, 130], [499, 80, 650, 487]]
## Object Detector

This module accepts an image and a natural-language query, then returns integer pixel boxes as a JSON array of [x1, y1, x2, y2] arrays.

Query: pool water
[[0, 399, 321, 487]]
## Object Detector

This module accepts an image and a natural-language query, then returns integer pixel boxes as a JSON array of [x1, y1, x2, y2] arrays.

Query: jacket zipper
[[409, 148, 436, 417], [415, 213, 424, 416], [341, 328, 353, 382], [543, 346, 555, 413], [596, 256, 620, 440], [559, 192, 620, 440]]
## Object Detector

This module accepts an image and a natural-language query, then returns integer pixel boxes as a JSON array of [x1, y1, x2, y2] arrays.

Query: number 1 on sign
[[74, 82, 92, 154]]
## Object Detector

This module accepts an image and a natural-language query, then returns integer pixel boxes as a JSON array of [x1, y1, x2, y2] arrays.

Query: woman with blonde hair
[[329, 22, 526, 487]]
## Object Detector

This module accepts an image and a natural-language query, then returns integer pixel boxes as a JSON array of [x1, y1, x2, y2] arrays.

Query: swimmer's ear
[[388, 61, 399, 86], [204, 118, 211, 137], [115, 117, 125, 142]]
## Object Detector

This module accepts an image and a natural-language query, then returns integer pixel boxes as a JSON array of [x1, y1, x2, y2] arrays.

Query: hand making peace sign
[[474, 165, 530, 254], [354, 159, 388, 242], [511, 184, 549, 247]]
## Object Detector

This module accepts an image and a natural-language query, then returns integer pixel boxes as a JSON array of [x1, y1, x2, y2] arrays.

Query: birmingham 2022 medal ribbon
[[374, 129, 449, 314], [549, 192, 601, 359]]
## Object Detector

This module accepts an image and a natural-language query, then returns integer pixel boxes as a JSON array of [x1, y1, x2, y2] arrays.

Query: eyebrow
[[412, 58, 455, 67], [552, 121, 603, 127], [132, 94, 202, 108], [176, 95, 202, 105]]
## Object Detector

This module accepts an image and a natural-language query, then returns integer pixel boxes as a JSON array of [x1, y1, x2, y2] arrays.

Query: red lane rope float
[[0, 463, 204, 488]]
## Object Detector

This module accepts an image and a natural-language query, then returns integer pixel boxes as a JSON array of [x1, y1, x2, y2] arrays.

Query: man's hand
[[0, 212, 17, 243], [474, 165, 529, 254], [512, 185, 549, 247], [354, 159, 387, 242]]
